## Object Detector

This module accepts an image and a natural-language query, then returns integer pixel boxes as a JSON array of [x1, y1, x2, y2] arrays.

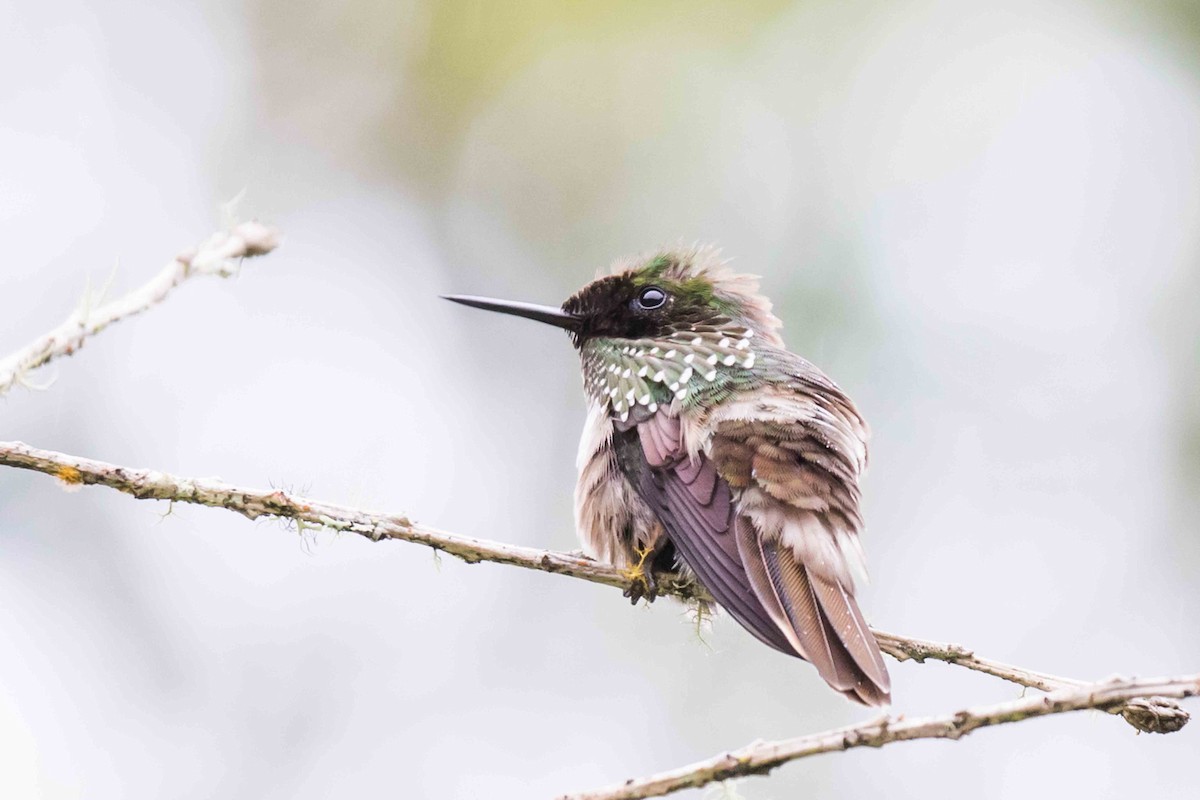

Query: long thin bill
[[442, 295, 580, 331]]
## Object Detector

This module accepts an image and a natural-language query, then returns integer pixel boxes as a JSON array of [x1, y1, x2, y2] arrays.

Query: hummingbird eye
[[633, 286, 667, 311]]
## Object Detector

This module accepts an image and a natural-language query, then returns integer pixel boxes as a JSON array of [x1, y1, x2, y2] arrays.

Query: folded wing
[[617, 402, 890, 706]]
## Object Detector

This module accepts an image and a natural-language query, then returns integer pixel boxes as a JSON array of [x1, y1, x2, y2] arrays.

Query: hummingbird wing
[[615, 410, 796, 656], [618, 378, 890, 706], [709, 373, 891, 706]]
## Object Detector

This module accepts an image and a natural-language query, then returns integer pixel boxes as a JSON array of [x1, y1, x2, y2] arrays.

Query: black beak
[[442, 295, 581, 332]]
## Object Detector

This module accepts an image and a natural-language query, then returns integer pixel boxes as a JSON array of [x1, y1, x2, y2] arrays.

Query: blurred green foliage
[[249, 0, 794, 188]]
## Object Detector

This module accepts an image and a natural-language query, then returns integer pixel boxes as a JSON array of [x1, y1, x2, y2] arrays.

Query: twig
[[0, 221, 280, 396], [0, 440, 696, 596], [873, 630, 1072, 692], [871, 631, 1189, 734], [557, 674, 1200, 800], [0, 441, 1188, 736]]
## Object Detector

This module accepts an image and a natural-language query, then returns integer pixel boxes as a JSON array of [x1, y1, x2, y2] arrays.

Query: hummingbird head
[[445, 246, 785, 419]]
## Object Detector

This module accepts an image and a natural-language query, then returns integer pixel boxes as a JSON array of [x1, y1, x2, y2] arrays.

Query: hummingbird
[[445, 247, 890, 705]]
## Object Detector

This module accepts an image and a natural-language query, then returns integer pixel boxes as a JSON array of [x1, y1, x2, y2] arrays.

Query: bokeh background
[[2, 0, 1198, 797]]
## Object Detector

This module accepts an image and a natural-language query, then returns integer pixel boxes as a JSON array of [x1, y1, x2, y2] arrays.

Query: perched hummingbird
[[445, 247, 890, 705]]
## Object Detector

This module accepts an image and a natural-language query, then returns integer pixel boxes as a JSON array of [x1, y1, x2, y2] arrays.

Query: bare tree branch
[[0, 221, 280, 396], [557, 674, 1200, 800], [0, 439, 692, 596], [0, 440, 1188, 738]]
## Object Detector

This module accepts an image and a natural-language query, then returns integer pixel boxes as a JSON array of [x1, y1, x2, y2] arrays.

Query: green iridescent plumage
[[580, 326, 758, 418], [563, 246, 789, 418]]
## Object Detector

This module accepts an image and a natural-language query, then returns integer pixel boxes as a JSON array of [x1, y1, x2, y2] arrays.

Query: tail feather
[[808, 571, 891, 695], [739, 518, 891, 706], [760, 540, 861, 692]]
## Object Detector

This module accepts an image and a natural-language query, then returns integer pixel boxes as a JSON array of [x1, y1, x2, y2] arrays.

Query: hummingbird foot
[[620, 543, 660, 605]]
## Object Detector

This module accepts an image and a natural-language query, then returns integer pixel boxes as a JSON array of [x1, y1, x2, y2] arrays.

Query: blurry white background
[[2, 0, 1198, 797]]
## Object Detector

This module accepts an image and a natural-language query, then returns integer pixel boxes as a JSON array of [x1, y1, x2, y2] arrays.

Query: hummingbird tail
[[805, 566, 891, 706], [745, 528, 891, 707]]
